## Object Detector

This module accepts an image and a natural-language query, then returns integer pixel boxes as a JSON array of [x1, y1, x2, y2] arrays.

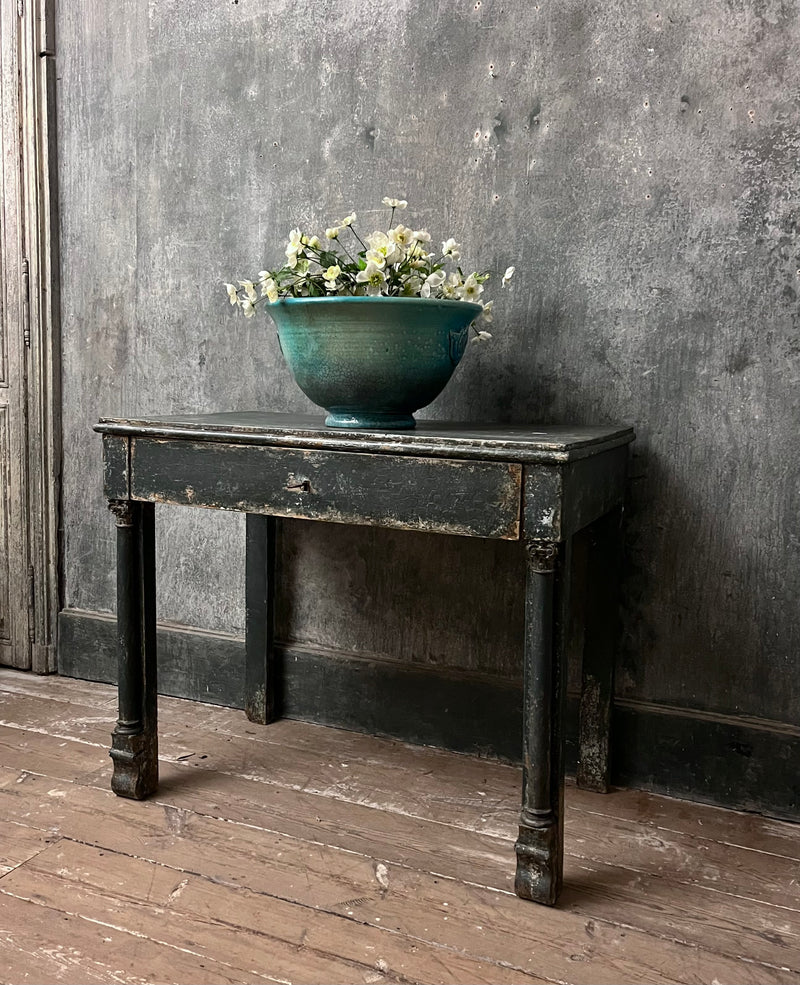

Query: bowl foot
[[324, 411, 416, 430]]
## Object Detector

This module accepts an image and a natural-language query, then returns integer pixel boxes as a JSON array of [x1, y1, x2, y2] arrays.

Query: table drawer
[[130, 438, 521, 539]]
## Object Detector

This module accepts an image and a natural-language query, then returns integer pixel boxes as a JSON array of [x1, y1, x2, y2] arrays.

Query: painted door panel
[[0, 0, 31, 668]]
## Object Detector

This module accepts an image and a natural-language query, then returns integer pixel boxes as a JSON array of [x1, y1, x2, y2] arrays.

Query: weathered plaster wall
[[58, 2, 799, 729]]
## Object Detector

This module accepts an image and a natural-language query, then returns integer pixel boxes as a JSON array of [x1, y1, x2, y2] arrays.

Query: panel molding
[[58, 608, 800, 821], [17, 0, 61, 671], [0, 406, 10, 644], [0, 0, 30, 668]]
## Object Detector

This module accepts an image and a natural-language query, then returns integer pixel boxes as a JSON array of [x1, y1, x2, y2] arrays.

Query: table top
[[96, 412, 634, 464]]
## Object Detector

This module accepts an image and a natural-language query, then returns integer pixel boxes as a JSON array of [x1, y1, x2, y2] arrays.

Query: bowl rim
[[270, 295, 483, 315]]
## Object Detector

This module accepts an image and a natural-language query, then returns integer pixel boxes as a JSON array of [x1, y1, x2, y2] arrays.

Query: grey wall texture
[[57, 2, 799, 776]]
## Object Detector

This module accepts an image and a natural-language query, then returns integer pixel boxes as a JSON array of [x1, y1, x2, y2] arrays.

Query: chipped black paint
[[128, 437, 523, 540], [98, 412, 631, 905]]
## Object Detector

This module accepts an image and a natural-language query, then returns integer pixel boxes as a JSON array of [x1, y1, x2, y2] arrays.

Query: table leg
[[245, 513, 278, 724], [515, 538, 565, 905], [108, 500, 158, 799], [577, 505, 624, 793]]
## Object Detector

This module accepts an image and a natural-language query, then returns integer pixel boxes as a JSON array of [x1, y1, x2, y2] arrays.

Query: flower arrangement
[[225, 197, 514, 342]]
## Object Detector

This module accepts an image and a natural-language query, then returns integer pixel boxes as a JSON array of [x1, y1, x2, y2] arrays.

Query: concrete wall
[[57, 1, 800, 795]]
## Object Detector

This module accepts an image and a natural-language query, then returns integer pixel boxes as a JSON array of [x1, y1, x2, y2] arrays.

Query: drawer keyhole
[[286, 478, 311, 493]]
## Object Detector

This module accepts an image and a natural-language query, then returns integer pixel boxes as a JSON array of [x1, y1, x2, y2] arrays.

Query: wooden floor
[[1, 670, 799, 985]]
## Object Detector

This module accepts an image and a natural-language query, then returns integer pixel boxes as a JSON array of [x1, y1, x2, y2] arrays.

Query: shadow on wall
[[430, 300, 780, 720]]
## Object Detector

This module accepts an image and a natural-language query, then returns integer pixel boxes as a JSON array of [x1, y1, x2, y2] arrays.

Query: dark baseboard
[[58, 609, 799, 821], [610, 700, 800, 821], [56, 608, 531, 760], [58, 609, 246, 709]]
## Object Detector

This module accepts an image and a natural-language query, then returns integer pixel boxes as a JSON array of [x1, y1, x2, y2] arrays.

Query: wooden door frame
[[9, 0, 60, 672]]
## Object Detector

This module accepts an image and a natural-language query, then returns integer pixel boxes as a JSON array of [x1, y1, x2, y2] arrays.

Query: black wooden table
[[96, 412, 634, 905]]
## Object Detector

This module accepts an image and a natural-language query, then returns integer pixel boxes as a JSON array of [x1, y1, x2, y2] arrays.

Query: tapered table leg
[[108, 500, 158, 799], [245, 513, 278, 724], [515, 538, 566, 905]]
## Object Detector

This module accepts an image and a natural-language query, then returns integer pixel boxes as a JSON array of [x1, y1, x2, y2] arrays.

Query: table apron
[[126, 437, 523, 540]]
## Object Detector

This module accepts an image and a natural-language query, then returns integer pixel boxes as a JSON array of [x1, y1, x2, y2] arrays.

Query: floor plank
[[4, 712, 797, 914], [1, 669, 799, 985], [0, 892, 282, 985], [7, 753, 796, 980], [4, 672, 796, 852], [2, 839, 548, 985], [0, 820, 56, 874]]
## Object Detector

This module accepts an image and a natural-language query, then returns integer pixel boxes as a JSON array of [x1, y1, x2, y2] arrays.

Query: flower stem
[[348, 224, 368, 252]]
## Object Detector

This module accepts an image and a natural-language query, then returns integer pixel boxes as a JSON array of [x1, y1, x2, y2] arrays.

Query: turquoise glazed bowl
[[267, 296, 482, 429]]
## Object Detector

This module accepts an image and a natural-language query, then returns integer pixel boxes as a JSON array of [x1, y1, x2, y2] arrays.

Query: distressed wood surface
[[0, 0, 29, 672], [100, 413, 628, 903], [245, 513, 277, 724], [128, 436, 523, 539], [102, 433, 130, 499], [18, 0, 60, 675], [0, 0, 59, 676], [108, 500, 158, 800], [96, 412, 634, 464], [1, 670, 799, 985], [3, 666, 798, 856]]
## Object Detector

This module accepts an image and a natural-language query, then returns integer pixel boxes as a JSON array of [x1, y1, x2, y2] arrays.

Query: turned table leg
[[515, 538, 566, 905], [108, 500, 158, 799]]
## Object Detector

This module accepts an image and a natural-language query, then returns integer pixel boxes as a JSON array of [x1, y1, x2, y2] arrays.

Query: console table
[[96, 412, 634, 905]]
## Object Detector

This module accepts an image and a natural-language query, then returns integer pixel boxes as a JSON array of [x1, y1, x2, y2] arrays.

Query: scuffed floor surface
[[1, 668, 798, 985]]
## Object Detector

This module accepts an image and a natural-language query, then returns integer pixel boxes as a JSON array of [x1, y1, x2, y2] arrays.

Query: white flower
[[340, 212, 356, 227], [307, 235, 321, 249], [285, 238, 302, 267], [239, 280, 257, 302], [388, 224, 414, 249], [355, 259, 387, 295], [325, 226, 340, 240], [285, 228, 306, 267], [224, 283, 240, 306], [408, 241, 431, 263], [457, 273, 483, 301], [241, 299, 256, 318], [323, 264, 341, 290], [366, 230, 389, 249], [259, 274, 279, 301], [442, 238, 461, 261], [412, 229, 431, 244], [479, 299, 494, 323], [502, 265, 515, 286], [382, 196, 408, 209], [401, 275, 423, 296], [420, 269, 446, 298], [365, 249, 387, 269], [366, 230, 400, 265], [472, 330, 493, 342], [441, 271, 462, 298]]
